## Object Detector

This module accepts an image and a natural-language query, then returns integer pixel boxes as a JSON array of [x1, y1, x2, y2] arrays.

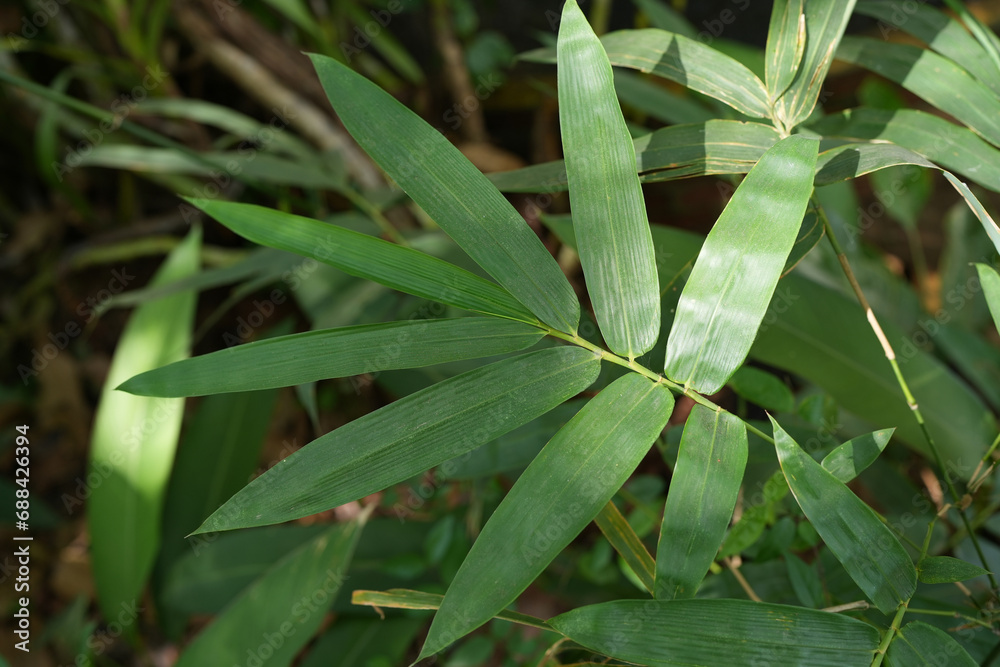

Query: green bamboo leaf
[[771, 416, 916, 614], [810, 107, 1000, 192], [174, 516, 366, 667], [655, 405, 747, 600], [300, 618, 424, 667], [308, 53, 580, 333], [856, 1, 1000, 96], [837, 37, 1000, 147], [976, 263, 1000, 333], [88, 228, 200, 624], [885, 621, 978, 667], [946, 174, 1000, 254], [523, 29, 771, 118], [766, 0, 805, 102], [119, 318, 545, 397], [821, 428, 895, 483], [419, 373, 673, 659], [614, 70, 715, 125], [195, 347, 600, 533], [595, 501, 656, 594], [777, 0, 858, 128], [351, 589, 553, 631], [186, 198, 537, 323], [631, 0, 696, 38], [558, 0, 659, 358], [728, 366, 795, 412], [917, 556, 990, 584], [813, 142, 936, 186], [665, 135, 818, 393], [549, 598, 880, 667]]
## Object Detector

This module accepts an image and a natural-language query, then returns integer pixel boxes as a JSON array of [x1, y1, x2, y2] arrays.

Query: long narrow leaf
[[945, 173, 1000, 253], [89, 228, 200, 623], [885, 621, 978, 667], [766, 0, 805, 102], [119, 318, 545, 397], [308, 53, 580, 333], [976, 263, 1000, 334], [559, 0, 659, 358], [665, 135, 818, 393], [351, 589, 553, 631], [656, 405, 747, 599], [195, 347, 600, 533], [595, 501, 656, 594], [419, 372, 673, 659], [813, 143, 935, 186], [771, 417, 916, 614]]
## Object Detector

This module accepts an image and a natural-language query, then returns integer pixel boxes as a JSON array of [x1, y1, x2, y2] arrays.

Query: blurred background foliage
[[5, 0, 1000, 665]]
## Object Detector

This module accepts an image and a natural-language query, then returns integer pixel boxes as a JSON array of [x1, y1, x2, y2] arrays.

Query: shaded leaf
[[419, 373, 673, 658], [614, 70, 714, 125], [813, 143, 936, 186], [558, 0, 659, 357], [351, 589, 553, 631], [595, 501, 656, 594], [885, 621, 978, 667], [300, 618, 424, 667], [946, 174, 1000, 254], [665, 135, 818, 393], [631, 0, 696, 38], [771, 416, 916, 614], [917, 556, 990, 584], [821, 428, 895, 483], [728, 366, 795, 412], [196, 347, 600, 533], [786, 551, 825, 608], [976, 263, 1000, 334], [656, 405, 747, 599]]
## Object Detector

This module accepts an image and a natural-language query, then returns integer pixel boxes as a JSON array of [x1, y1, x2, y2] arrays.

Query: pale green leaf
[[656, 405, 747, 599], [419, 373, 673, 658], [821, 428, 895, 483], [766, 0, 805, 101], [195, 347, 600, 533], [771, 416, 916, 614], [558, 0, 659, 357], [885, 621, 978, 667], [665, 135, 818, 393], [308, 53, 580, 333]]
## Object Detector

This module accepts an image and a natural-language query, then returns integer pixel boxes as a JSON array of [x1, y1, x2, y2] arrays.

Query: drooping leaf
[[549, 598, 880, 667], [665, 135, 818, 393], [821, 428, 895, 483], [523, 29, 771, 118], [614, 70, 714, 126], [655, 405, 747, 599], [765, 0, 805, 102], [186, 198, 537, 323], [976, 263, 1000, 333], [419, 373, 673, 659], [308, 53, 580, 333], [945, 174, 1000, 254], [813, 143, 936, 186], [776, 0, 858, 128], [885, 621, 978, 667], [195, 347, 600, 533], [88, 228, 200, 624], [119, 318, 545, 397], [810, 107, 1000, 193], [174, 517, 366, 667], [558, 0, 659, 357], [917, 556, 990, 584], [771, 416, 916, 614], [727, 366, 795, 412], [836, 37, 1000, 148], [595, 500, 656, 594]]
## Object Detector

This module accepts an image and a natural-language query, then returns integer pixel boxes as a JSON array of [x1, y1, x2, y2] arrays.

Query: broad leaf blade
[[308, 53, 580, 333], [917, 556, 990, 584], [174, 518, 366, 667], [187, 198, 536, 323], [814, 143, 936, 186], [550, 599, 880, 667], [120, 318, 545, 397], [196, 347, 600, 533], [766, 0, 805, 101], [771, 416, 916, 614], [655, 405, 747, 599], [419, 373, 673, 659], [885, 621, 978, 667], [88, 228, 200, 624], [728, 366, 795, 412], [665, 135, 818, 393], [558, 0, 660, 358], [821, 428, 895, 483]]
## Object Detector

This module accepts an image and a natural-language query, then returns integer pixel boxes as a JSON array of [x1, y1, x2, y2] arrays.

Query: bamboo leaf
[[771, 416, 916, 614], [195, 347, 600, 533], [614, 69, 715, 126], [837, 36, 1000, 147], [549, 598, 880, 667], [655, 405, 747, 600], [631, 0, 696, 38], [595, 501, 656, 594], [975, 263, 1000, 333], [917, 556, 990, 584], [119, 318, 545, 397], [174, 517, 366, 667], [813, 143, 936, 186], [810, 107, 1000, 193], [665, 135, 818, 393], [88, 228, 200, 624], [523, 29, 771, 118], [728, 366, 795, 412], [308, 53, 580, 333], [885, 621, 978, 667], [946, 174, 1000, 254], [821, 428, 895, 483], [351, 589, 553, 631], [419, 373, 673, 659], [558, 0, 660, 357], [777, 0, 858, 128], [186, 198, 537, 323], [766, 0, 805, 102]]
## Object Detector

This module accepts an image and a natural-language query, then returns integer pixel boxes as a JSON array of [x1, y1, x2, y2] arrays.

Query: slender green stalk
[[813, 197, 999, 593], [871, 601, 909, 667]]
